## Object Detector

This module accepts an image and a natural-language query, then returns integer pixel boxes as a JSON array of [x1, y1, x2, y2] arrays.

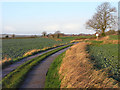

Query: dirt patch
[[98, 36, 110, 40], [59, 42, 119, 88]]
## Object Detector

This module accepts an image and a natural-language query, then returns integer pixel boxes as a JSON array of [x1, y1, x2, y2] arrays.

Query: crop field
[[87, 44, 119, 81], [60, 35, 95, 42], [2, 37, 70, 60], [109, 35, 120, 40], [2, 35, 95, 60]]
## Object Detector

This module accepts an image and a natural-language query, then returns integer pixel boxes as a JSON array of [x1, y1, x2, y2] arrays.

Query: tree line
[[42, 30, 64, 38]]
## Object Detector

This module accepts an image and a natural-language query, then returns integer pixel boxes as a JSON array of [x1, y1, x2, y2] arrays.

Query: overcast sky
[[1, 1, 118, 35]]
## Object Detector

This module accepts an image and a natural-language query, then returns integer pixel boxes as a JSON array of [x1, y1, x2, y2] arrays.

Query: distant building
[[95, 32, 100, 36]]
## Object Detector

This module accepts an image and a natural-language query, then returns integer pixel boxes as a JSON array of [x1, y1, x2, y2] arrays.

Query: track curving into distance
[[19, 47, 70, 88]]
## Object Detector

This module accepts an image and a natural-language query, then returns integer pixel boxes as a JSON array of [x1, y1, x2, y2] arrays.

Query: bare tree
[[12, 34, 15, 38], [54, 30, 61, 38], [86, 2, 117, 36], [42, 31, 47, 37]]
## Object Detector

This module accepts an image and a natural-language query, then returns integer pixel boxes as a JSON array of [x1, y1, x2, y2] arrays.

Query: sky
[[1, 1, 118, 35]]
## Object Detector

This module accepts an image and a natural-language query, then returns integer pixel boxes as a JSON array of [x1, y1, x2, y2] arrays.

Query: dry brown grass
[[98, 36, 110, 40], [97, 36, 120, 44], [59, 42, 119, 88], [23, 49, 41, 57], [102, 40, 120, 44], [0, 56, 12, 64], [71, 35, 119, 44], [23, 46, 56, 57]]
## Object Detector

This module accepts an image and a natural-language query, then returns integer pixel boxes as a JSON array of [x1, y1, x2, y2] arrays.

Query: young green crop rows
[[2, 37, 69, 60], [2, 36, 95, 60], [109, 35, 120, 40], [87, 44, 119, 81]]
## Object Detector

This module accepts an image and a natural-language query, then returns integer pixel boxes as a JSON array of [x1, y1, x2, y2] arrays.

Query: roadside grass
[[90, 40, 103, 44], [45, 51, 66, 88], [59, 42, 119, 88], [85, 40, 103, 44], [60, 35, 95, 42], [85, 40, 103, 45], [1, 44, 72, 88]]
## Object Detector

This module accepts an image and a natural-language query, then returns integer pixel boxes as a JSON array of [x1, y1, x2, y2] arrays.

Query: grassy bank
[[1, 44, 72, 88], [59, 42, 119, 88], [45, 51, 66, 88]]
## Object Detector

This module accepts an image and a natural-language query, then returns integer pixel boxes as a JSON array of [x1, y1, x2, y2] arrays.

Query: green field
[[60, 35, 95, 42], [109, 35, 120, 40], [2, 36, 94, 60], [87, 44, 119, 81], [2, 37, 69, 60]]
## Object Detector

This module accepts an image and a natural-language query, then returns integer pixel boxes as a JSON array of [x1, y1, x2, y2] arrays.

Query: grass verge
[[1, 44, 72, 88], [45, 51, 66, 88]]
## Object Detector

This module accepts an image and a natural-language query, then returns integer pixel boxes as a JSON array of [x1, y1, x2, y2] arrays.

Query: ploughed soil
[[59, 42, 119, 88]]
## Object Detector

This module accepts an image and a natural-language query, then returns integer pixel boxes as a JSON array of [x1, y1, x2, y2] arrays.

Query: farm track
[[2, 44, 71, 78], [20, 47, 70, 88]]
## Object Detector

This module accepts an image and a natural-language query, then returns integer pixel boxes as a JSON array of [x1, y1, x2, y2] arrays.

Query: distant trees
[[105, 30, 116, 35], [42, 30, 64, 38], [12, 34, 15, 38], [42, 31, 47, 37], [86, 2, 117, 36], [54, 30, 61, 38]]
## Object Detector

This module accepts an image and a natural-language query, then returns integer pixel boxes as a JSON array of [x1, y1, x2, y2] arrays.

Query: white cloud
[[2, 18, 95, 35], [3, 26, 16, 33], [37, 21, 95, 34], [42, 24, 61, 32], [63, 23, 80, 30]]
